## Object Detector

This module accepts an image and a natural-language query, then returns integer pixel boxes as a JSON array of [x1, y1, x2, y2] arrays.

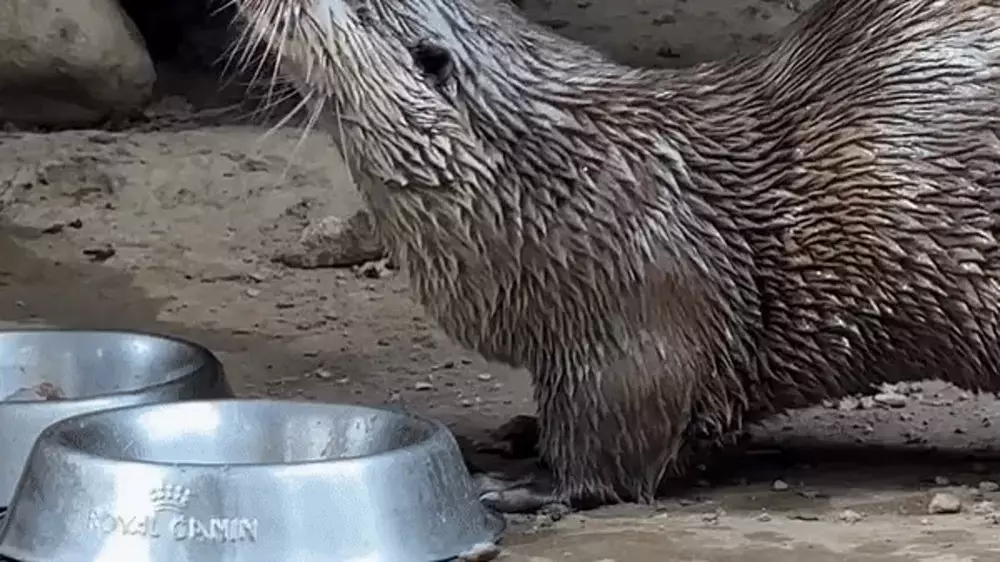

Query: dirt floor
[[4, 0, 1000, 560]]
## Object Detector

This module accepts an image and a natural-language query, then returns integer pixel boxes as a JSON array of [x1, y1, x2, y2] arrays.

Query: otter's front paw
[[476, 414, 539, 458], [474, 472, 567, 514]]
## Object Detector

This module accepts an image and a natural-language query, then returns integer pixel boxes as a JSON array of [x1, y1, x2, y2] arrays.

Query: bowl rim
[[0, 328, 223, 403], [30, 398, 459, 470]]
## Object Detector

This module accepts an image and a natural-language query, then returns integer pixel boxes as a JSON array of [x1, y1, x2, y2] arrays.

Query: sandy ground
[[4, 0, 1000, 560]]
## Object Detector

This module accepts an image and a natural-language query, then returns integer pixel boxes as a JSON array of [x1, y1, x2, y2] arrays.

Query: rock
[[873, 392, 908, 408], [275, 209, 387, 269], [928, 492, 963, 515], [972, 500, 996, 515], [354, 258, 394, 279], [837, 509, 864, 524], [837, 396, 860, 411], [979, 481, 1000, 493], [771, 479, 790, 491], [0, 0, 155, 128], [456, 541, 501, 562]]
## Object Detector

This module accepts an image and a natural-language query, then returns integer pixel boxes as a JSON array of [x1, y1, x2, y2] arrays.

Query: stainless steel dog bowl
[[0, 330, 230, 508], [0, 399, 504, 562]]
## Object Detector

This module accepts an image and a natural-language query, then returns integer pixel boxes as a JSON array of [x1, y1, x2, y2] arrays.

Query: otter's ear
[[410, 40, 455, 90]]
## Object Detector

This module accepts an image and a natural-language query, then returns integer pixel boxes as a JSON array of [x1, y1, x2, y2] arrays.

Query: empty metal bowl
[[0, 329, 230, 508], [0, 399, 505, 562]]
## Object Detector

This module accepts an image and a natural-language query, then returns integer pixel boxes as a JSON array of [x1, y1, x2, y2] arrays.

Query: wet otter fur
[[233, 0, 1000, 511]]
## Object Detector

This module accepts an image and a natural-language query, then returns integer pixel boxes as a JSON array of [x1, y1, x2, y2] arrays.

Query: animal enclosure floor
[[5, 11, 1000, 553]]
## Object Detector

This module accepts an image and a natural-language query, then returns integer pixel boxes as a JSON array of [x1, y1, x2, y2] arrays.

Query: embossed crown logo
[[149, 484, 192, 513]]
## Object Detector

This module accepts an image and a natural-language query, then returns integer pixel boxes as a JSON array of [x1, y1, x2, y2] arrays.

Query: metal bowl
[[0, 399, 505, 562], [0, 329, 230, 508]]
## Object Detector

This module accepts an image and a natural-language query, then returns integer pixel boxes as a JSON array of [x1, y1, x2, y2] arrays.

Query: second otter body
[[236, 0, 1000, 508]]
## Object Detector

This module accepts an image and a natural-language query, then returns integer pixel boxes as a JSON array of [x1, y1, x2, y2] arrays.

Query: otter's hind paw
[[474, 472, 566, 513]]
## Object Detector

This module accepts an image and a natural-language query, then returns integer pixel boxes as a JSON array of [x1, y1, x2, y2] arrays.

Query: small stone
[[355, 258, 393, 279], [933, 476, 950, 486], [414, 381, 434, 391], [476, 373, 493, 382], [456, 541, 502, 561], [82, 244, 116, 262], [772, 479, 790, 491], [874, 392, 908, 408], [859, 396, 877, 409], [972, 500, 996, 515], [979, 481, 999, 493], [245, 288, 261, 297], [928, 492, 962, 515], [838, 397, 860, 411], [306, 368, 333, 380], [701, 510, 721, 524], [837, 509, 864, 524], [756, 511, 772, 522]]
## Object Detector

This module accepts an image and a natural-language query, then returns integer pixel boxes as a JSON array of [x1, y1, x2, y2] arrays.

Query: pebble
[[933, 476, 950, 486], [972, 500, 996, 515], [837, 509, 864, 524], [414, 381, 434, 391], [305, 367, 333, 380], [928, 492, 962, 514], [476, 373, 493, 382], [771, 479, 790, 491], [837, 397, 860, 411], [755, 511, 772, 522], [456, 541, 502, 561], [873, 392, 908, 408], [979, 481, 1000, 493]]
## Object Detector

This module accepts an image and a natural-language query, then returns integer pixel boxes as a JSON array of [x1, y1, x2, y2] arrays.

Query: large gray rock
[[0, 0, 156, 128]]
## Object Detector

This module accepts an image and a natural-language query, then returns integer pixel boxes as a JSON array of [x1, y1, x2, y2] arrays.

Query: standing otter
[[233, 0, 1000, 511]]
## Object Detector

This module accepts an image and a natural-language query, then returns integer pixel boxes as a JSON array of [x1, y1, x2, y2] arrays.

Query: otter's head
[[232, 0, 612, 204]]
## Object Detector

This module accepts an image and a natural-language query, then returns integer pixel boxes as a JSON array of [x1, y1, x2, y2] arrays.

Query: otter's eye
[[410, 41, 455, 88]]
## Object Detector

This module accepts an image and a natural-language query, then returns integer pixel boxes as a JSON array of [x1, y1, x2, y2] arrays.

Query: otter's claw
[[474, 472, 566, 513]]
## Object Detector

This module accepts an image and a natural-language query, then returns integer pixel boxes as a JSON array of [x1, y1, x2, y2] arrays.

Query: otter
[[233, 0, 1000, 512]]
